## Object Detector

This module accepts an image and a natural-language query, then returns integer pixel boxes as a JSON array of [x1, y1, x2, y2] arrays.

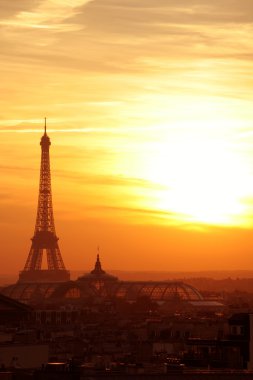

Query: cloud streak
[[1, 0, 253, 233], [54, 170, 165, 191], [0, 0, 93, 31]]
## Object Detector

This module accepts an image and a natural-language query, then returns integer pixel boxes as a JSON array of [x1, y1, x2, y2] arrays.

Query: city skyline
[[1, 1, 253, 273]]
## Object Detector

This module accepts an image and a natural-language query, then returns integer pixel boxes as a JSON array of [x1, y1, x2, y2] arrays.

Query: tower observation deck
[[18, 119, 70, 283]]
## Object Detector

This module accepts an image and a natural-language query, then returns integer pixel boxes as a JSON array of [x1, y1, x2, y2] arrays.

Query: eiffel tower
[[18, 119, 70, 283]]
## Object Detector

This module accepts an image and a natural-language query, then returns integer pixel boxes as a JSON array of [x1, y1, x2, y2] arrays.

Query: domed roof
[[110, 281, 204, 302], [1, 256, 204, 305]]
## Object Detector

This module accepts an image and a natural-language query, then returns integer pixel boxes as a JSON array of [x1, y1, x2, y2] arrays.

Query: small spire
[[90, 247, 105, 275], [95, 253, 101, 269], [40, 117, 51, 147]]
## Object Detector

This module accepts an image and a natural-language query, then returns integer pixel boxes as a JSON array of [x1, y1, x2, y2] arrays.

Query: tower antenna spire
[[18, 123, 70, 283]]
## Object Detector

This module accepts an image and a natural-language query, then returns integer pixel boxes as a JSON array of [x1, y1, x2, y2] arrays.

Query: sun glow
[[142, 124, 253, 226]]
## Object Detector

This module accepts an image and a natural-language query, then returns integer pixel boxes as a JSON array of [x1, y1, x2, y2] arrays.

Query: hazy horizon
[[2, 268, 253, 287]]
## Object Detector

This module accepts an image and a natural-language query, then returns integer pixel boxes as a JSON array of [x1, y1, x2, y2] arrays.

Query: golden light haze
[[1, 0, 253, 274]]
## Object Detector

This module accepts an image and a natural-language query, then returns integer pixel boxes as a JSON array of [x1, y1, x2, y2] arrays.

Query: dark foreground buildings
[[1, 124, 253, 378]]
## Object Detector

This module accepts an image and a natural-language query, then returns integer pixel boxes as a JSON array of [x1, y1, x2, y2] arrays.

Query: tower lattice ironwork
[[19, 119, 70, 283]]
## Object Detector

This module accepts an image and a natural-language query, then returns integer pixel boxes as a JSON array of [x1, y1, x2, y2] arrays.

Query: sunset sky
[[1, 0, 253, 275]]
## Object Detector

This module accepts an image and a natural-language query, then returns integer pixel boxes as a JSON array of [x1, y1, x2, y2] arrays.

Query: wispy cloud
[[0, 0, 93, 31], [54, 170, 165, 190], [1, 1, 253, 222], [0, 0, 41, 19]]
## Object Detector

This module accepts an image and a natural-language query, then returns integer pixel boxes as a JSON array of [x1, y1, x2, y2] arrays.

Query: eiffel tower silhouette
[[19, 119, 70, 283]]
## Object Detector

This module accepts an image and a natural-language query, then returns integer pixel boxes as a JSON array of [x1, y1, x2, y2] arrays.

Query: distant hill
[[70, 269, 253, 282]]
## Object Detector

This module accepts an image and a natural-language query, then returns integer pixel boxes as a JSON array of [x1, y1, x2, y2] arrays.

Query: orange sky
[[1, 0, 253, 275]]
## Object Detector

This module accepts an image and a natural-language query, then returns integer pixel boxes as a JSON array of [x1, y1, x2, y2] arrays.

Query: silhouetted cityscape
[[0, 127, 253, 380]]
